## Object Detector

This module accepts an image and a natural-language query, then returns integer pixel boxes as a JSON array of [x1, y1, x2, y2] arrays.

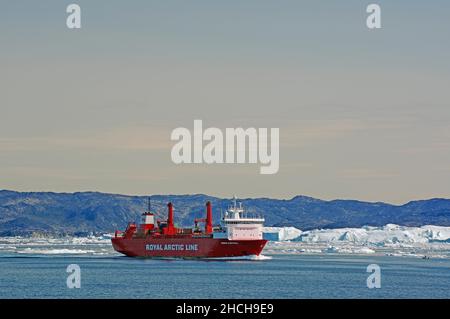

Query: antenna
[[147, 197, 151, 212]]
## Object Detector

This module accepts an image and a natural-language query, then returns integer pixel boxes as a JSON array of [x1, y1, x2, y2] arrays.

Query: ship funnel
[[163, 202, 176, 235], [205, 201, 213, 234]]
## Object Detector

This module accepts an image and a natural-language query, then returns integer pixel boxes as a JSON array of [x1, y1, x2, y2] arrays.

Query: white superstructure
[[221, 196, 265, 240]]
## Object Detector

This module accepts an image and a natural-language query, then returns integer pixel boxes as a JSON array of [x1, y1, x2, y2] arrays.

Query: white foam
[[206, 254, 272, 261]]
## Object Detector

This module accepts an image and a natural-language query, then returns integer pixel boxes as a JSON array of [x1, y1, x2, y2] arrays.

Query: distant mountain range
[[1, 190, 450, 236]]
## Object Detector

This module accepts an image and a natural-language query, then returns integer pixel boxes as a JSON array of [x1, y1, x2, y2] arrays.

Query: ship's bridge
[[219, 197, 265, 240], [222, 211, 265, 224]]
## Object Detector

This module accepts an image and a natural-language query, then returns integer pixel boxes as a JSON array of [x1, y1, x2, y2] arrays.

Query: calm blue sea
[[1, 254, 450, 299]]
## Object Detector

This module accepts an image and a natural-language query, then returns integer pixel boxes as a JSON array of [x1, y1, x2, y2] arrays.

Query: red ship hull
[[111, 236, 267, 258]]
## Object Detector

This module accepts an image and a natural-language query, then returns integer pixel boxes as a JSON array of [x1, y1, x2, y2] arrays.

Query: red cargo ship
[[111, 197, 267, 258]]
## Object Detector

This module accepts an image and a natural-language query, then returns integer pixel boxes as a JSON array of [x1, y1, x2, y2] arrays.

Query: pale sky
[[1, 1, 450, 204]]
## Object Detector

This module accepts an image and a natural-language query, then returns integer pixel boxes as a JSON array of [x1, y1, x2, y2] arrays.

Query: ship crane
[[194, 201, 213, 234]]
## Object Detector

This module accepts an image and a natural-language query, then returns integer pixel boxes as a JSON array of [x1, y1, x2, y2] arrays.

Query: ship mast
[[147, 196, 151, 212]]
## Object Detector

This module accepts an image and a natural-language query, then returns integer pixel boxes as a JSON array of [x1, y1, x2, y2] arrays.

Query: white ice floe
[[0, 235, 116, 256], [17, 248, 96, 255]]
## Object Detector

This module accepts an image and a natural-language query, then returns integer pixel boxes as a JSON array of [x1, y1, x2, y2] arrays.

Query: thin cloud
[[338, 168, 399, 179], [0, 126, 172, 152]]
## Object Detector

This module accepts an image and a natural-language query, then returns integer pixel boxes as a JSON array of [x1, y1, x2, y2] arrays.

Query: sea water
[[1, 253, 450, 298]]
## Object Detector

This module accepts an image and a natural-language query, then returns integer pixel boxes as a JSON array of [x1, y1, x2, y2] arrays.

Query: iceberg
[[296, 224, 450, 245], [263, 224, 450, 258], [263, 227, 302, 241]]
